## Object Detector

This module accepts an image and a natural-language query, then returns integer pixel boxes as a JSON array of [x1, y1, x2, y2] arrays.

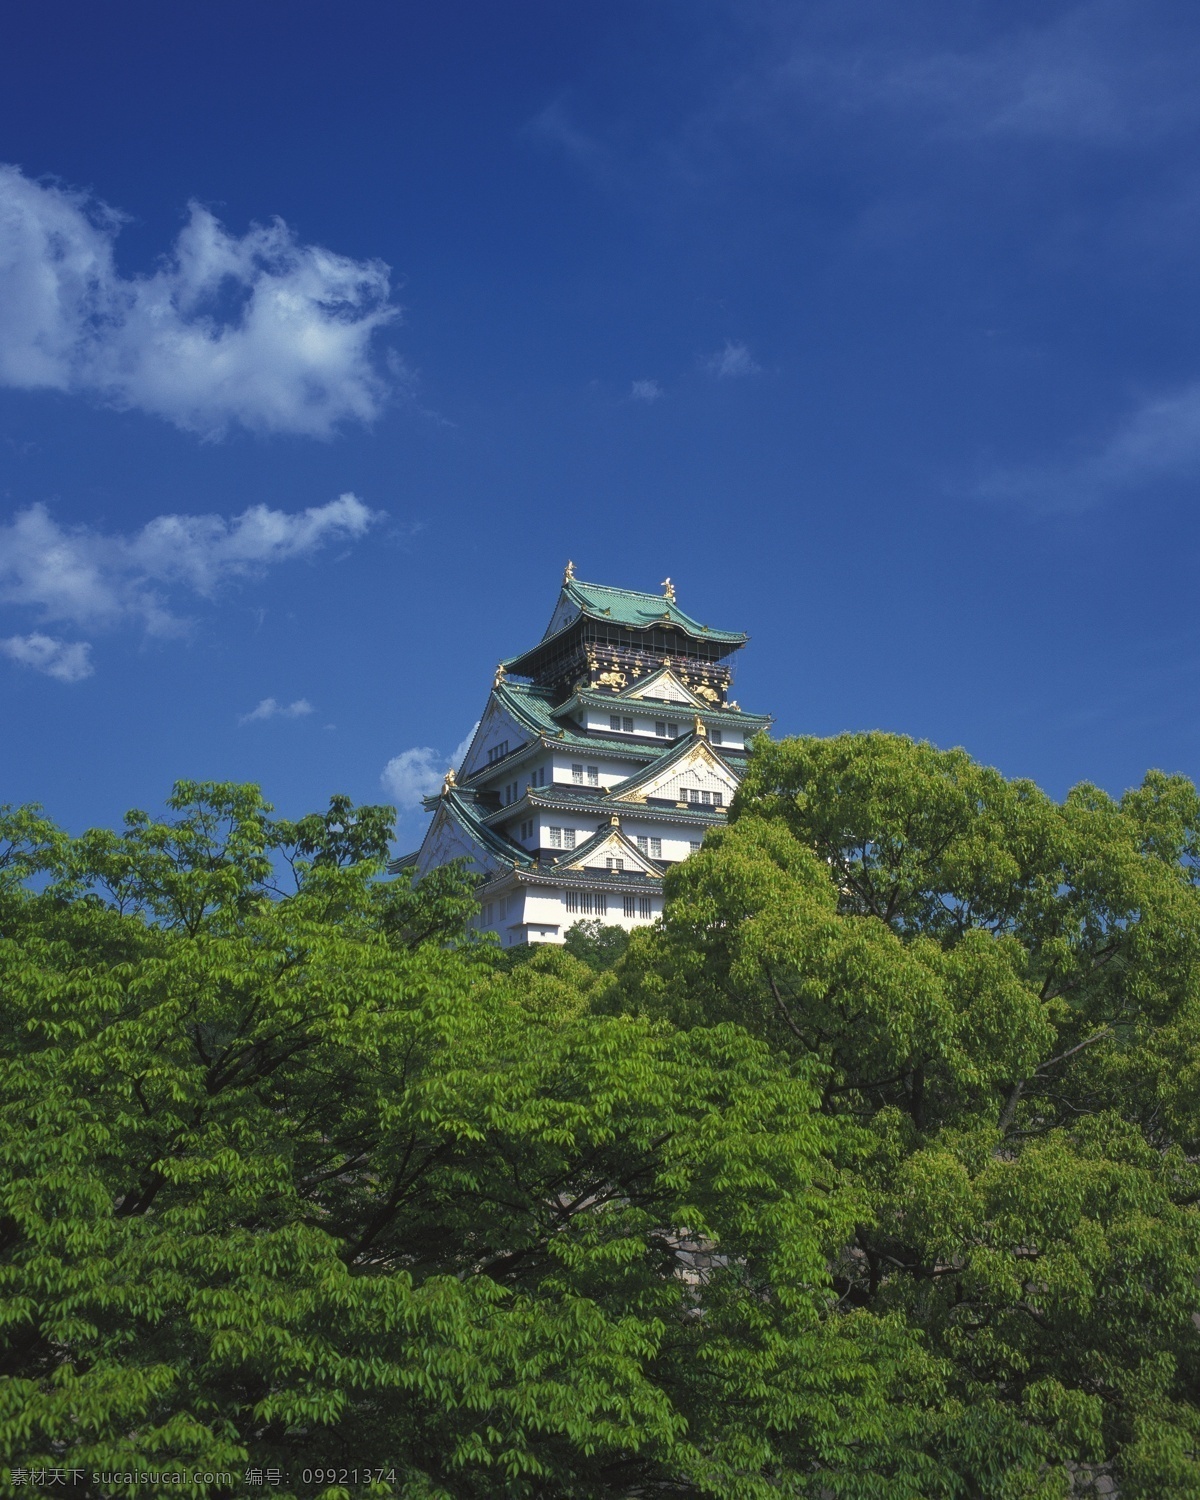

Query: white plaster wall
[[550, 752, 641, 788], [489, 885, 666, 945], [536, 809, 605, 851], [523, 886, 565, 925], [661, 833, 705, 861]]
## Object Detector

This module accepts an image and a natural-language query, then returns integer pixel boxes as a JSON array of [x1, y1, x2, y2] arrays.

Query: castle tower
[[396, 568, 771, 946]]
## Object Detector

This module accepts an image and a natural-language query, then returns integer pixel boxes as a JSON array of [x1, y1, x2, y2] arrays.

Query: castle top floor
[[503, 566, 749, 706]]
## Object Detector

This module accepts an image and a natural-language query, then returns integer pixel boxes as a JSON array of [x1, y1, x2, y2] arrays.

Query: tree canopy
[[1, 739, 1198, 1498]]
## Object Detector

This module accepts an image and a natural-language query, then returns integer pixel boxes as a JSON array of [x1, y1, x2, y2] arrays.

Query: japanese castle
[[399, 566, 771, 946]]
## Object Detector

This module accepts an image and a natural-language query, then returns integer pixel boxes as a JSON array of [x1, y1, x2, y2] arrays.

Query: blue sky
[[2, 0, 1199, 847]]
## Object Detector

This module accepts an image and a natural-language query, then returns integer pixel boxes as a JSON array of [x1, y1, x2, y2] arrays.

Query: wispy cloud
[[239, 696, 314, 725], [629, 379, 663, 403], [704, 341, 761, 378], [0, 493, 381, 677], [979, 381, 1200, 509], [0, 164, 401, 438], [0, 493, 380, 636], [522, 99, 612, 176], [381, 724, 478, 812], [773, 5, 1198, 147], [0, 632, 92, 683]]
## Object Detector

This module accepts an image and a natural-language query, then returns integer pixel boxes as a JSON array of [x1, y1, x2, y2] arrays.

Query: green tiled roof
[[558, 578, 746, 645], [458, 679, 760, 791], [439, 788, 534, 869], [481, 784, 730, 829], [560, 689, 771, 732], [488, 680, 665, 758]]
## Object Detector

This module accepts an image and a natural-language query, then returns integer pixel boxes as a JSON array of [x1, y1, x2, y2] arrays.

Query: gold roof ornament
[[563, 559, 576, 584], [493, 662, 507, 688], [441, 767, 457, 795], [609, 814, 621, 827], [693, 715, 707, 738], [661, 576, 676, 603]]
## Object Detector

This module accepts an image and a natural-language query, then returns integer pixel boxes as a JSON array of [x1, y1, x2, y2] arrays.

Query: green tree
[[561, 919, 631, 972], [0, 782, 934, 1499], [612, 732, 1200, 1496]]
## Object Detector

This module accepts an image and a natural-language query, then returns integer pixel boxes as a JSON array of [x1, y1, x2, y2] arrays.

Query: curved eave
[[439, 789, 536, 869], [562, 579, 747, 644], [480, 786, 731, 829], [554, 689, 771, 730], [480, 866, 667, 894]]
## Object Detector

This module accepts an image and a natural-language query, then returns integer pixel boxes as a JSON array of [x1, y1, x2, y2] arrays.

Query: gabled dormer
[[618, 665, 704, 706], [458, 692, 528, 779], [553, 815, 663, 877], [606, 724, 740, 809]]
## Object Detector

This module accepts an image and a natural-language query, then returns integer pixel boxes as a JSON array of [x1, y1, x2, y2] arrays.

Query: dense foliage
[[1, 737, 1198, 1497]]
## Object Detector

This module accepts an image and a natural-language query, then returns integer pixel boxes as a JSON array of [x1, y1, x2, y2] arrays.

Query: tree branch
[[998, 1027, 1113, 1135]]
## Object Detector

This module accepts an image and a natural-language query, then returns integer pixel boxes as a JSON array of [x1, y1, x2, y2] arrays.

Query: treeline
[[1, 736, 1198, 1498]]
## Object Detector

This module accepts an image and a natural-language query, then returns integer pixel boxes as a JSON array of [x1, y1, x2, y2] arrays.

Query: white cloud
[[0, 164, 400, 437], [0, 632, 92, 683], [238, 696, 312, 726], [0, 493, 380, 637], [979, 381, 1200, 508], [381, 723, 478, 812], [380, 746, 445, 810], [630, 379, 663, 403], [239, 697, 314, 725], [704, 341, 761, 378]]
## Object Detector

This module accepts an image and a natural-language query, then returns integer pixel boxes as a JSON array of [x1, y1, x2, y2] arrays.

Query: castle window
[[690, 841, 701, 853], [606, 857, 624, 872], [572, 764, 583, 783], [638, 896, 651, 919], [636, 835, 647, 853], [563, 829, 576, 849], [650, 838, 661, 858], [623, 894, 636, 918], [655, 721, 667, 737], [549, 827, 562, 848], [565, 889, 607, 916], [587, 765, 599, 785], [487, 741, 509, 765], [623, 717, 634, 732], [711, 729, 722, 745]]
